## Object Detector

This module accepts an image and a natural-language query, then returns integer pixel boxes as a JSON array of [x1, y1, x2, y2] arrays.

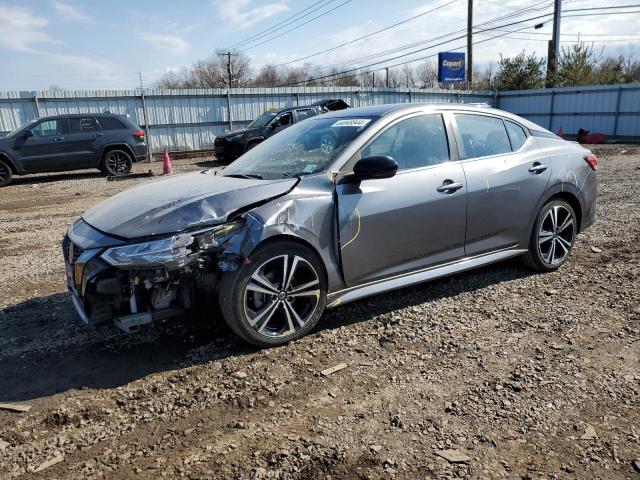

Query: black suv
[[214, 99, 349, 161], [0, 113, 147, 187]]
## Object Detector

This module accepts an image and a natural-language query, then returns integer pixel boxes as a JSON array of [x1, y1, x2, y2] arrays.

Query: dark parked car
[[0, 113, 147, 187], [63, 104, 597, 347], [213, 99, 349, 161]]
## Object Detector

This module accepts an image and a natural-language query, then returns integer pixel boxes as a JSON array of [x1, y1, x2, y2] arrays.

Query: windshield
[[223, 116, 376, 180], [5, 120, 37, 138], [248, 111, 278, 128]]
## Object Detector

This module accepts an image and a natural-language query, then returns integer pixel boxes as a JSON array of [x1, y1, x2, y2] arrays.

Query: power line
[[274, 0, 462, 67], [280, 0, 555, 74], [275, 7, 640, 86], [228, 0, 337, 50], [309, 5, 640, 75], [238, 0, 353, 52]]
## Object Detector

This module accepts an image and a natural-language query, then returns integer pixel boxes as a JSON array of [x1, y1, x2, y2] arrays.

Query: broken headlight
[[100, 221, 244, 268]]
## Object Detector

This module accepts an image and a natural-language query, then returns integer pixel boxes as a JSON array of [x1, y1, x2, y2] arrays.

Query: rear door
[[65, 117, 103, 168], [337, 113, 467, 286], [452, 112, 551, 255], [16, 118, 69, 171]]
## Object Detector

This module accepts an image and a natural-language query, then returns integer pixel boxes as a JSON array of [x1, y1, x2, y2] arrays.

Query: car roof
[[37, 113, 127, 120], [319, 102, 547, 132]]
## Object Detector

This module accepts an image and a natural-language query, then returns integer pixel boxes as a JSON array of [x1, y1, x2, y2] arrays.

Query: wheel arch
[[0, 152, 18, 174], [100, 143, 135, 161], [546, 191, 583, 232], [249, 234, 329, 285], [244, 137, 264, 149]]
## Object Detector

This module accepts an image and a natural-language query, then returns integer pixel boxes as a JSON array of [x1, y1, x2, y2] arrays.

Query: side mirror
[[352, 155, 398, 180], [23, 129, 33, 139]]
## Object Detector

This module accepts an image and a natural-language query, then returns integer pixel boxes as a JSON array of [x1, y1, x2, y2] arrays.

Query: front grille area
[[214, 137, 225, 146]]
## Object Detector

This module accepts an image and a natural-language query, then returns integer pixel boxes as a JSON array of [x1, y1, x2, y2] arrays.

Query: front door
[[337, 113, 467, 287], [452, 113, 552, 256], [16, 118, 69, 171]]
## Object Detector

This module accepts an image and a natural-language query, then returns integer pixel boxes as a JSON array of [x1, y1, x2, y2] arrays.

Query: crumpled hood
[[82, 171, 296, 239]]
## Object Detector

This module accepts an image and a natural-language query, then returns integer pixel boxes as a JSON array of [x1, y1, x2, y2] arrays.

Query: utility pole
[[385, 67, 389, 88], [467, 0, 473, 89], [138, 72, 144, 90], [218, 52, 237, 88], [547, 0, 562, 85], [372, 71, 375, 86], [219, 52, 238, 130]]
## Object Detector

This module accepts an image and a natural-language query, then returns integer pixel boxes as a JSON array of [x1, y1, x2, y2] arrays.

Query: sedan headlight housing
[[101, 221, 244, 268]]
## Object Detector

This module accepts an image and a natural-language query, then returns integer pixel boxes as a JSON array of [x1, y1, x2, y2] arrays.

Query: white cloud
[[214, 0, 289, 31], [0, 5, 55, 52], [52, 1, 92, 23], [139, 32, 191, 56]]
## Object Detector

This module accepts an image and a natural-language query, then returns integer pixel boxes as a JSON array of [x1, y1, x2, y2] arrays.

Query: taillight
[[133, 130, 145, 138], [584, 154, 598, 171]]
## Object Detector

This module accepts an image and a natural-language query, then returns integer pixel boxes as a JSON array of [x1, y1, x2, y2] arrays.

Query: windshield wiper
[[225, 173, 263, 180]]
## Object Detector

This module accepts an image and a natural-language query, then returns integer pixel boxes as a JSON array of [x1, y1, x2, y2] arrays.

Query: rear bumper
[[132, 144, 148, 162]]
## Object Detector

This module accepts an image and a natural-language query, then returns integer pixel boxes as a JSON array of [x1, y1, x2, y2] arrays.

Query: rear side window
[[97, 116, 126, 130], [69, 117, 100, 133], [362, 114, 449, 171], [455, 114, 511, 159], [31, 119, 66, 137], [505, 121, 527, 150], [295, 109, 315, 121]]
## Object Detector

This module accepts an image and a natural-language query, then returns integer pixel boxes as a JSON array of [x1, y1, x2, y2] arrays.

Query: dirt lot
[[0, 147, 638, 479]]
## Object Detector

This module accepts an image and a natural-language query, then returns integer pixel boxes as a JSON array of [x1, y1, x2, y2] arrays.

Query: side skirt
[[326, 248, 527, 308]]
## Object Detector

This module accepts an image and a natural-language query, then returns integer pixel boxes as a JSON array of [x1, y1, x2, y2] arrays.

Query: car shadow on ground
[[0, 260, 534, 402], [7, 171, 105, 186]]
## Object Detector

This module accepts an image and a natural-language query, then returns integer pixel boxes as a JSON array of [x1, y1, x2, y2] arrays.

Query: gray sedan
[[63, 103, 597, 347]]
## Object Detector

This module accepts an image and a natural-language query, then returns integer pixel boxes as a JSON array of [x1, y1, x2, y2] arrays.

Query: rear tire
[[219, 240, 327, 347], [522, 199, 577, 272], [102, 149, 132, 176], [0, 159, 12, 187]]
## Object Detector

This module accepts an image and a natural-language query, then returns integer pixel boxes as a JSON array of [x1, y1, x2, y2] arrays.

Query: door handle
[[93, 133, 104, 138], [52, 137, 65, 142], [437, 180, 464, 193], [528, 163, 548, 174]]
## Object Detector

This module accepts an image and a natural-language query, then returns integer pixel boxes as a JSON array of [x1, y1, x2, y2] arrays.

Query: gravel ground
[[0, 146, 638, 479]]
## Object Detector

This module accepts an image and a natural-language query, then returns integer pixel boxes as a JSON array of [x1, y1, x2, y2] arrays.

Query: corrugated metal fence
[[0, 87, 493, 153], [1, 83, 638, 153], [497, 83, 640, 140]]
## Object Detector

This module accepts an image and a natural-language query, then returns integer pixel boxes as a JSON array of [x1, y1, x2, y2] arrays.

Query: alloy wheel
[[243, 254, 321, 338], [537, 205, 575, 265], [105, 151, 130, 175]]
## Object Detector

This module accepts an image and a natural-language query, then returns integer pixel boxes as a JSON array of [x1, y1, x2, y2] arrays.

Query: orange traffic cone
[[162, 149, 174, 175], [556, 126, 564, 138]]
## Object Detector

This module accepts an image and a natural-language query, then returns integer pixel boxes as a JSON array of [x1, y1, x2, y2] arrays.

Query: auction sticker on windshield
[[331, 119, 371, 128]]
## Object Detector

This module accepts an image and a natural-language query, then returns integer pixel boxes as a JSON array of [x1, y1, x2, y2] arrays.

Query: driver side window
[[361, 114, 450, 171], [274, 112, 292, 127], [31, 119, 66, 137]]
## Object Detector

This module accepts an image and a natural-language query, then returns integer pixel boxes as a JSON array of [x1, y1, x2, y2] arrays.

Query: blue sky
[[1, 0, 639, 90]]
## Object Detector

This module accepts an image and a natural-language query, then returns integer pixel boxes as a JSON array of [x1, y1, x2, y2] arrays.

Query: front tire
[[219, 240, 327, 347], [102, 149, 132, 176], [522, 199, 577, 271], [0, 159, 12, 187]]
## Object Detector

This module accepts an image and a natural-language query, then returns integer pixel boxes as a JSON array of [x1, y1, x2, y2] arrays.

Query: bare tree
[[400, 64, 415, 88], [414, 61, 438, 88]]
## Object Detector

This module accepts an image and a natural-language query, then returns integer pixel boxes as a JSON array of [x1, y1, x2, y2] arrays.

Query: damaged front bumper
[[62, 217, 257, 333]]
